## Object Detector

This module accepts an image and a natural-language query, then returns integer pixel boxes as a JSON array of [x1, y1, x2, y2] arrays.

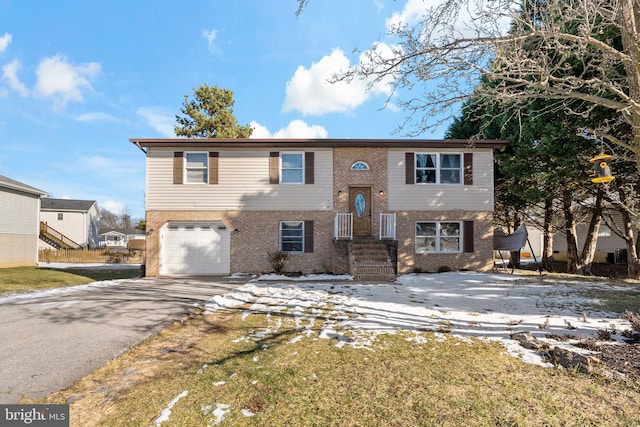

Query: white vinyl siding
[[146, 148, 333, 211], [39, 203, 99, 248], [0, 187, 40, 235], [0, 187, 41, 267], [388, 150, 495, 211], [553, 211, 635, 254]]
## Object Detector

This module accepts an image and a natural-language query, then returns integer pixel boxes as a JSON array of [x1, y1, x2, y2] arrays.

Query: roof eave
[[129, 138, 509, 150]]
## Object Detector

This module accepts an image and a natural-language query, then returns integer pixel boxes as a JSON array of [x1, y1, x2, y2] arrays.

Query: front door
[[349, 187, 371, 237]]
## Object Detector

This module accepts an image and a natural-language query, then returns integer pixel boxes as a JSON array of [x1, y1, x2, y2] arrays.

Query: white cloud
[[33, 54, 101, 107], [137, 107, 175, 137], [0, 33, 11, 53], [283, 47, 392, 116], [100, 200, 126, 215], [203, 29, 219, 53], [2, 59, 28, 96], [249, 121, 271, 138], [386, 0, 513, 38], [250, 120, 328, 139], [386, 0, 431, 30], [75, 112, 117, 123]]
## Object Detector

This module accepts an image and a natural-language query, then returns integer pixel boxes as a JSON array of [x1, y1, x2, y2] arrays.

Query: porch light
[[379, 190, 384, 196]]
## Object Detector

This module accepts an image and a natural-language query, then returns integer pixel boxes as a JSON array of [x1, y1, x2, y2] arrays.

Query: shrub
[[268, 251, 288, 273], [624, 310, 640, 332]]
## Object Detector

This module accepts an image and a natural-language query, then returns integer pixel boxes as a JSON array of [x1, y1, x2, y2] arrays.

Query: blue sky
[[0, 0, 448, 219]]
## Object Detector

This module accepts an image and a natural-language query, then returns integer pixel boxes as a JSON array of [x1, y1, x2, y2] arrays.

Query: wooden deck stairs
[[39, 221, 82, 250], [349, 239, 397, 281]]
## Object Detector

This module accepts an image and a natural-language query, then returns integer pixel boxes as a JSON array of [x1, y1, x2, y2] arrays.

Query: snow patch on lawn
[[153, 390, 188, 426], [204, 271, 637, 367]]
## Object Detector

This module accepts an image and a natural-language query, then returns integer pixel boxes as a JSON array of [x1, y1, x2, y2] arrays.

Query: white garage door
[[160, 222, 230, 275]]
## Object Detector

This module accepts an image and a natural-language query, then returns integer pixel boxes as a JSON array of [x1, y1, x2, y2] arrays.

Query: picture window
[[416, 221, 462, 253]]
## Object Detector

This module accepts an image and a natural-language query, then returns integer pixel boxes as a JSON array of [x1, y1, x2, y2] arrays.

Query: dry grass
[[43, 307, 640, 427], [0, 267, 94, 295], [0, 266, 141, 296]]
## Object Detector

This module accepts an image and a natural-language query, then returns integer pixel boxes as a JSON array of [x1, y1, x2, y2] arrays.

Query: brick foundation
[[145, 210, 334, 276]]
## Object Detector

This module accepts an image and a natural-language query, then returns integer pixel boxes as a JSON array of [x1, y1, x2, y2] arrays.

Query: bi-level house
[[132, 138, 507, 279]]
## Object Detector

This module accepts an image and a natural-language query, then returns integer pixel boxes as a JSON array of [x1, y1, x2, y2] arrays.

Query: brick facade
[[146, 210, 334, 276], [395, 211, 494, 273], [333, 147, 388, 238]]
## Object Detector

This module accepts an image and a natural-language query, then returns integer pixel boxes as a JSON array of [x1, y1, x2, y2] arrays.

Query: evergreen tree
[[175, 84, 253, 138]]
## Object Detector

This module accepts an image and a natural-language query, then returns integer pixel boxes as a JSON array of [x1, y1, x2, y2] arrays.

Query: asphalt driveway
[[0, 275, 250, 404]]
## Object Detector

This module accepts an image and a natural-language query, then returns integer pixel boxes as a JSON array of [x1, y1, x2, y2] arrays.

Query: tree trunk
[[577, 190, 604, 275], [541, 196, 555, 272], [616, 186, 640, 279], [562, 190, 579, 274], [619, 0, 640, 176]]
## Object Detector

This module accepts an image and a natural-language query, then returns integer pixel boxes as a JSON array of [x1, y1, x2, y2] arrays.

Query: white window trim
[[415, 153, 462, 185], [280, 152, 305, 185], [415, 221, 463, 254], [351, 161, 370, 170], [280, 221, 304, 254], [184, 151, 209, 184]]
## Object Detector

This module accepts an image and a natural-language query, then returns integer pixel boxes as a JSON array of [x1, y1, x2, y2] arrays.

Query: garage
[[160, 221, 230, 275]]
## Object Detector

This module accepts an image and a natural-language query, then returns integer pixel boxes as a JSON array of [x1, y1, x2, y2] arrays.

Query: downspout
[[83, 211, 87, 248], [36, 197, 41, 264]]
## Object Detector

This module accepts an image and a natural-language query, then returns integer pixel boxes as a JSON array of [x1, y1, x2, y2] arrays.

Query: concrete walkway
[[0, 275, 249, 403]]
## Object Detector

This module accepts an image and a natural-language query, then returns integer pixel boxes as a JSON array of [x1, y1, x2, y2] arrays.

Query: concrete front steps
[[349, 239, 397, 281]]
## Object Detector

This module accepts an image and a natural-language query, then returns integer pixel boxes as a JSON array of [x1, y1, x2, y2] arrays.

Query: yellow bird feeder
[[589, 153, 615, 184]]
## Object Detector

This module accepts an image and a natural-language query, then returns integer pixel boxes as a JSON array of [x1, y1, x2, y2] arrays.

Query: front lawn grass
[[0, 266, 140, 296], [43, 308, 640, 427]]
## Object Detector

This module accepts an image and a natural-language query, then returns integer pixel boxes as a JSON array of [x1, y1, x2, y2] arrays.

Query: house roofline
[[40, 198, 98, 212], [0, 175, 48, 197], [129, 138, 509, 150]]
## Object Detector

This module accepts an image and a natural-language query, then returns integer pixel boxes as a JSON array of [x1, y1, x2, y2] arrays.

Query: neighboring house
[[131, 138, 508, 278], [0, 175, 48, 267], [552, 210, 636, 264], [99, 228, 145, 247], [39, 198, 100, 249]]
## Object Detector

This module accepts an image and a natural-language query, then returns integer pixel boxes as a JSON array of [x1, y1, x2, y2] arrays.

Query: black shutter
[[305, 152, 314, 184], [405, 152, 414, 184], [209, 152, 219, 185], [269, 152, 279, 184], [173, 152, 183, 184], [304, 221, 314, 253], [463, 221, 474, 253], [464, 153, 473, 185]]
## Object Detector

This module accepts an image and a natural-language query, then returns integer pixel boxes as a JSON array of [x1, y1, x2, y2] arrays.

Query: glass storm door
[[349, 187, 371, 237]]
